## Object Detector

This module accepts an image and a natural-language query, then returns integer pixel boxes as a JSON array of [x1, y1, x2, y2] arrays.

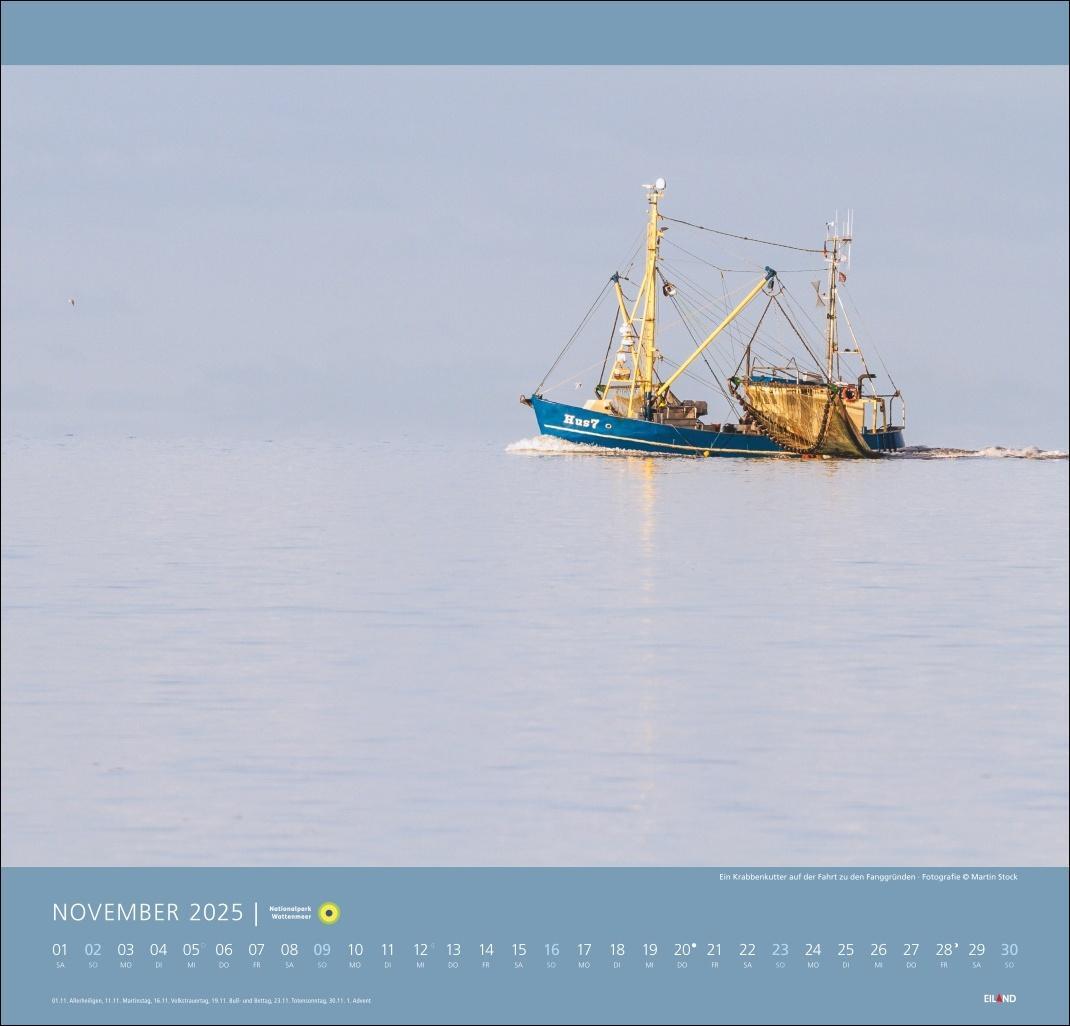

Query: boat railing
[[860, 391, 906, 432], [748, 361, 825, 385]]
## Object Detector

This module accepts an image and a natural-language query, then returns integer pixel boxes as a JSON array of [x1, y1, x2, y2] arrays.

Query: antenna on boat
[[824, 213, 850, 381]]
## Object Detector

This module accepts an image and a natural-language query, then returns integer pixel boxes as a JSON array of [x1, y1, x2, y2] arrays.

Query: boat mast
[[632, 178, 665, 418], [825, 232, 839, 380], [824, 213, 852, 381]]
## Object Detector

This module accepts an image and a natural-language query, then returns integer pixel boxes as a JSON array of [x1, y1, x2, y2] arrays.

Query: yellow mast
[[603, 178, 773, 418], [639, 181, 661, 411], [621, 178, 665, 418]]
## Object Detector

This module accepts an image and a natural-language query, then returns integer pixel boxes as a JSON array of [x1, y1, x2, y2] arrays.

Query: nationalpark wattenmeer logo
[[317, 902, 341, 925]]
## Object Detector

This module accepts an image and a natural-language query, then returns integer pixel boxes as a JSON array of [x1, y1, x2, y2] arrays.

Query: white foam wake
[[506, 435, 608, 455], [506, 435, 659, 457], [891, 446, 1068, 461], [506, 436, 1068, 461]]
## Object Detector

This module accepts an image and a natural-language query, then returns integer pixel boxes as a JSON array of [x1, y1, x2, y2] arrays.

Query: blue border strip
[[3, 867, 1068, 1025], [2, 1, 1068, 66]]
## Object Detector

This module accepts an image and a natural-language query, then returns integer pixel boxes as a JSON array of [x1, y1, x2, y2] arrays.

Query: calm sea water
[[2, 436, 1067, 866]]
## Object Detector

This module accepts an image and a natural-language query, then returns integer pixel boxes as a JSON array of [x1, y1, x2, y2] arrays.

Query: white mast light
[[655, 177, 666, 190]]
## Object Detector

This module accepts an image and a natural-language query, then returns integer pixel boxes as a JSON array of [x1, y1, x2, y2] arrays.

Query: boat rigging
[[522, 178, 906, 458]]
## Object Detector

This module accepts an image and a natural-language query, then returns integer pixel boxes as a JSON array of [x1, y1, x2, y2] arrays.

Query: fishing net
[[740, 382, 874, 458]]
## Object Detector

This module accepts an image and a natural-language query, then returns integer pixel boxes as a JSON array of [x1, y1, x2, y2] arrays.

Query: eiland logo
[[983, 993, 1017, 1004]]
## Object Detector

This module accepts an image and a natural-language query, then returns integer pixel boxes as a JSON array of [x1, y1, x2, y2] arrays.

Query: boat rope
[[720, 269, 745, 352], [662, 238, 755, 274], [534, 277, 613, 394], [660, 272, 741, 416], [659, 260, 758, 321], [771, 294, 832, 383], [668, 298, 737, 410], [732, 295, 775, 379], [597, 305, 621, 390], [664, 237, 824, 276], [661, 215, 826, 254], [659, 354, 737, 404], [779, 283, 833, 359], [839, 286, 901, 393], [534, 230, 645, 394], [659, 261, 799, 374], [542, 359, 607, 396], [674, 271, 799, 371], [834, 295, 874, 382]]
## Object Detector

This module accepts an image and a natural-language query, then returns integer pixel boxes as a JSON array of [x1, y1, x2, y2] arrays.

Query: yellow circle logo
[[317, 902, 341, 925]]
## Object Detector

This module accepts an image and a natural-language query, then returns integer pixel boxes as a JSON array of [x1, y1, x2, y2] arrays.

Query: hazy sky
[[2, 66, 1067, 447]]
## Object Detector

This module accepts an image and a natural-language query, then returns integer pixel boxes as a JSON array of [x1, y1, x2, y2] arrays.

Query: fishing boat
[[520, 178, 906, 457]]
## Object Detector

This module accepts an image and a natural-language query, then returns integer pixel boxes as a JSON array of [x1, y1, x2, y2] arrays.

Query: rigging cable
[[662, 215, 826, 254], [777, 281, 853, 376], [771, 293, 832, 382], [720, 269, 742, 352], [839, 286, 901, 393], [659, 260, 755, 316], [663, 238, 825, 276], [662, 276, 741, 416], [731, 295, 775, 379], [534, 277, 613, 393], [779, 281, 831, 350], [659, 262, 798, 370], [661, 262, 798, 367], [534, 227, 643, 394], [542, 359, 610, 396], [598, 305, 621, 390], [835, 296, 873, 381], [661, 238, 755, 274]]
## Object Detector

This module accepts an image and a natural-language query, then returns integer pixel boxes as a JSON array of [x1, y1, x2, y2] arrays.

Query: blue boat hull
[[529, 396, 905, 457], [863, 427, 906, 451]]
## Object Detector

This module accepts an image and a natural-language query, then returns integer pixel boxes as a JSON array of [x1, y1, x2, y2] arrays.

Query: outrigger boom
[[657, 266, 776, 399]]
